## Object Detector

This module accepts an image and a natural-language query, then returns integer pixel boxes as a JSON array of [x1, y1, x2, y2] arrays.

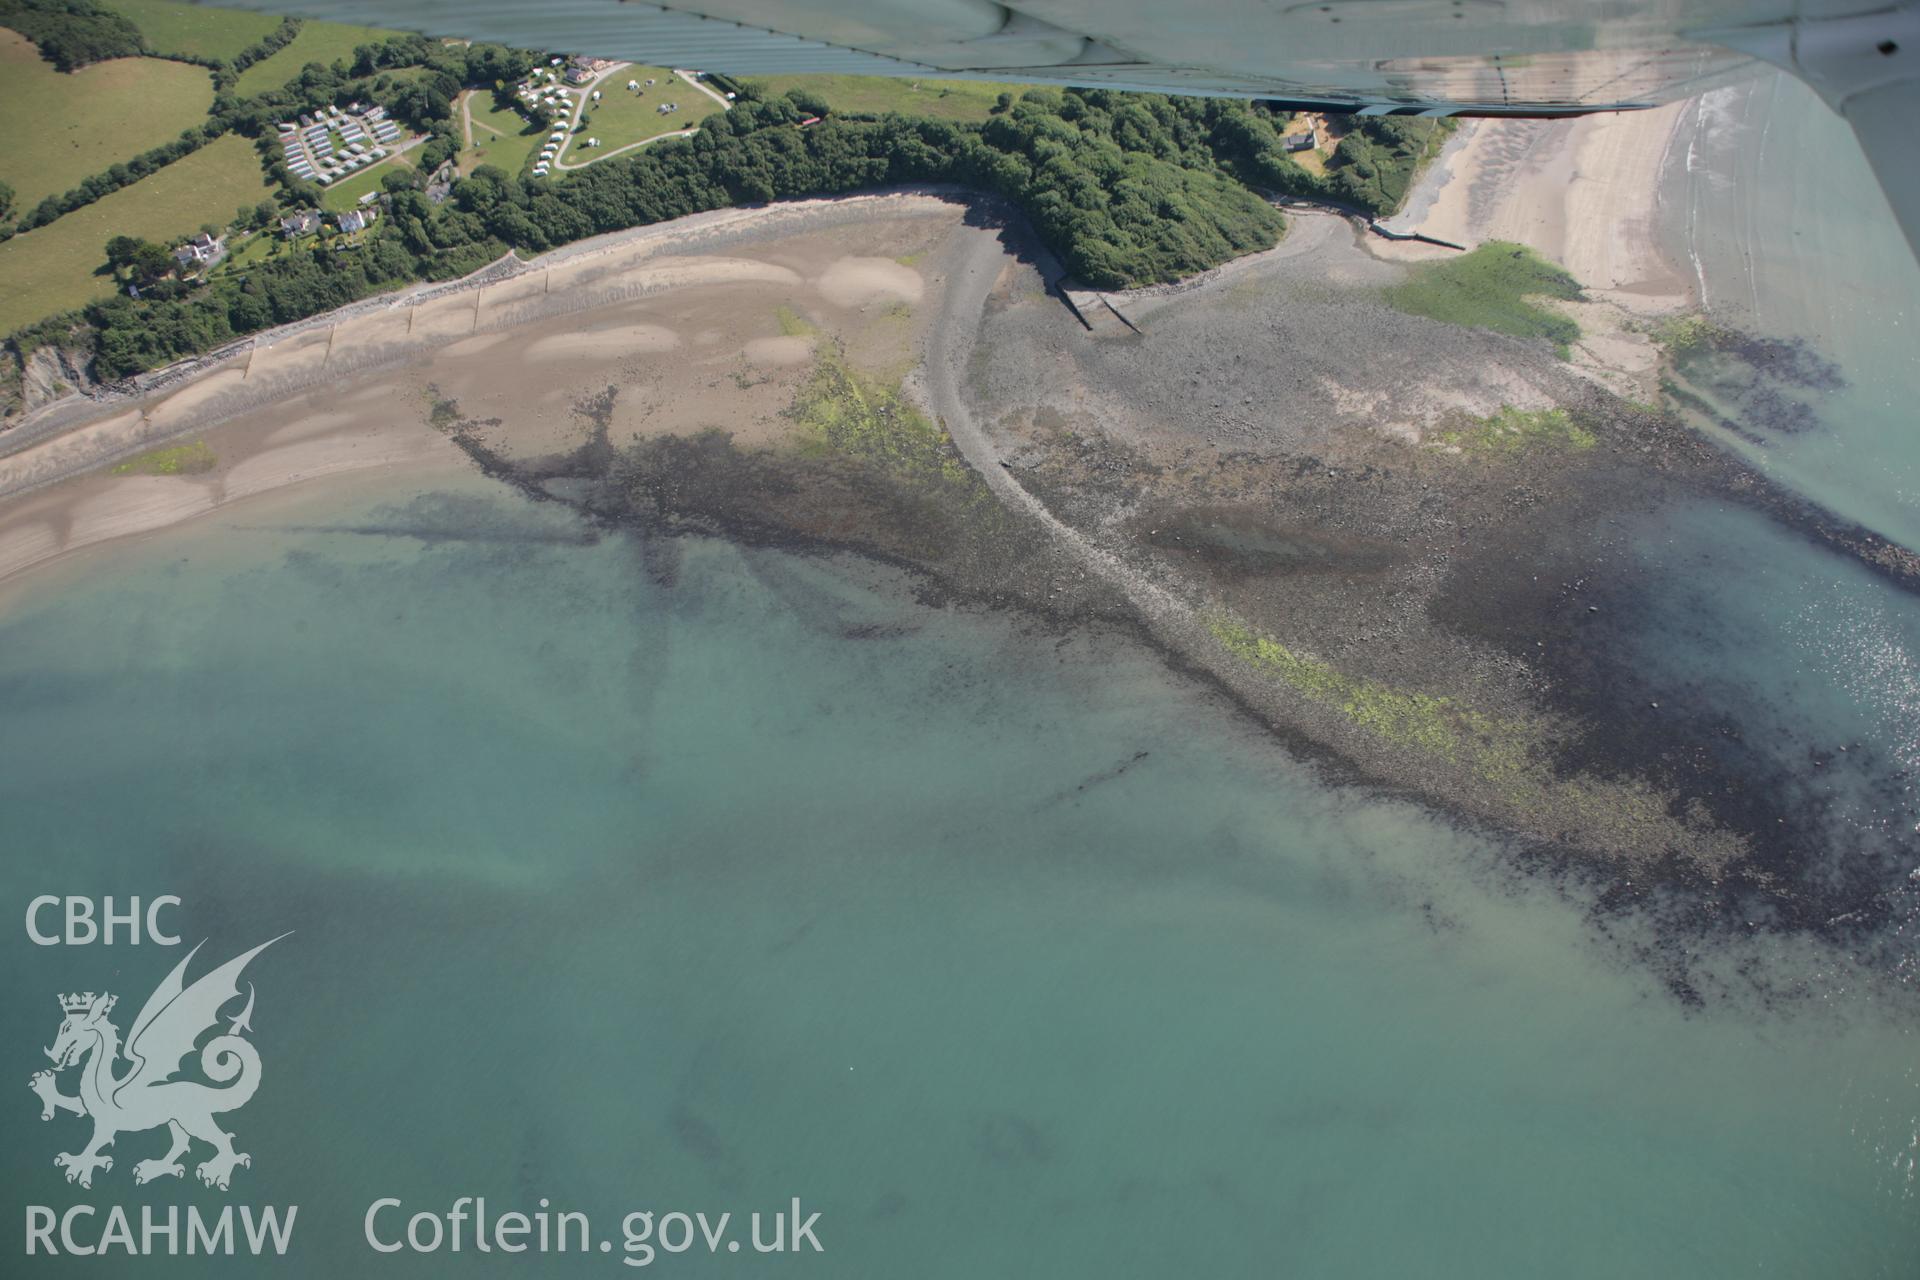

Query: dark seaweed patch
[[1664, 324, 1845, 442], [1140, 506, 1401, 577]]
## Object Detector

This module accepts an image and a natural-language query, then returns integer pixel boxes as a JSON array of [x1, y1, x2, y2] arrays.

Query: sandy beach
[[1373, 105, 1694, 303], [1366, 104, 1697, 402], [0, 193, 970, 588], [0, 104, 1699, 590]]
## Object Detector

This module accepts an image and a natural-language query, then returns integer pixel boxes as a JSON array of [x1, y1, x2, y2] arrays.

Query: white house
[[173, 233, 218, 269]]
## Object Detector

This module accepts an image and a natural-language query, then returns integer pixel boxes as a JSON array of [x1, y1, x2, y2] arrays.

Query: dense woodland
[[1, 8, 1449, 382], [0, 0, 142, 71]]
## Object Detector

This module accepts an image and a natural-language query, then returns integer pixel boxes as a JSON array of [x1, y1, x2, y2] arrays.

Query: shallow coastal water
[[1624, 501, 1920, 886], [2, 472, 1917, 1275], [1662, 71, 1920, 547], [1616, 69, 1920, 926]]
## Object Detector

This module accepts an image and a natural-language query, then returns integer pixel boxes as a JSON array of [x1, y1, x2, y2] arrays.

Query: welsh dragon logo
[[28, 935, 286, 1191]]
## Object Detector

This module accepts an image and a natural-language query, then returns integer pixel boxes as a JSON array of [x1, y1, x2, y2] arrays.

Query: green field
[[560, 67, 721, 165], [232, 18, 403, 95], [210, 226, 279, 276], [319, 150, 411, 211], [0, 31, 215, 211], [459, 93, 545, 176], [0, 134, 277, 336], [106, 0, 279, 62], [749, 74, 1020, 122]]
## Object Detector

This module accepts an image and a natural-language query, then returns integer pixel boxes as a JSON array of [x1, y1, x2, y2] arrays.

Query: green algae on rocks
[[110, 439, 216, 476], [1205, 611, 1745, 870], [1436, 405, 1597, 456], [789, 343, 985, 502], [1382, 242, 1583, 355]]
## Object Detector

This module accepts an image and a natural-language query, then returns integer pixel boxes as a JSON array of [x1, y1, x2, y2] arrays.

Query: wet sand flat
[[0, 195, 964, 588]]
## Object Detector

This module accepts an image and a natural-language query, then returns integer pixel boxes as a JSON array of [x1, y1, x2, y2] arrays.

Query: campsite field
[[0, 31, 215, 212], [0, 135, 277, 336], [319, 150, 413, 211], [561, 67, 721, 163], [749, 74, 1019, 122], [460, 94, 545, 176], [107, 0, 280, 61], [233, 18, 398, 95]]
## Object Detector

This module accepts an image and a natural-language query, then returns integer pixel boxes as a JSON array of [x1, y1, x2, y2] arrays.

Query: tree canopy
[[15, 82, 1452, 381], [0, 0, 144, 71]]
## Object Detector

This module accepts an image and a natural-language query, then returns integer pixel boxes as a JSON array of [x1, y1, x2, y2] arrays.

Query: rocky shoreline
[[3, 184, 1914, 999], [394, 195, 1920, 1002]]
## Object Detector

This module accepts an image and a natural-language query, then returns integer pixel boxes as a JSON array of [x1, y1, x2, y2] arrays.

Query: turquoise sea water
[[3, 77, 1920, 1274], [1639, 71, 1920, 923], [1625, 500, 1920, 892], [2, 471, 1918, 1276]]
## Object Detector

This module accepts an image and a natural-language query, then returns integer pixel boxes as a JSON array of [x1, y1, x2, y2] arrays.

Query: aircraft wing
[[207, 0, 1920, 253]]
